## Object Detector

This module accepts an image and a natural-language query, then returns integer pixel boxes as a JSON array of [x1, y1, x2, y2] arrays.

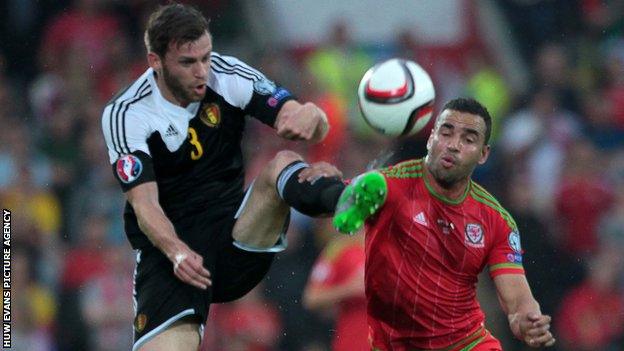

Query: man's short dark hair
[[441, 98, 492, 145], [144, 3, 210, 58]]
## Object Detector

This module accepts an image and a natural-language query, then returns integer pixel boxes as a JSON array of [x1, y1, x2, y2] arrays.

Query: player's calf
[[232, 150, 344, 252], [277, 159, 346, 217]]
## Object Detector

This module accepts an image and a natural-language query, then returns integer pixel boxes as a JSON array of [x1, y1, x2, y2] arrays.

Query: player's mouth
[[193, 84, 206, 95], [440, 155, 456, 168]]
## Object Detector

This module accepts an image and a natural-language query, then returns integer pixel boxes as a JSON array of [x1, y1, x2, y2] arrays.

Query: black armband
[[245, 84, 296, 127]]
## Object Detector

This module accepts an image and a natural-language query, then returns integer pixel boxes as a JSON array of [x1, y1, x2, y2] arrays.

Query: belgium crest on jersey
[[200, 103, 221, 127], [134, 313, 147, 332]]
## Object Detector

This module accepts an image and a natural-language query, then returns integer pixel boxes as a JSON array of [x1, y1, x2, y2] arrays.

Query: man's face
[[425, 109, 490, 187], [154, 32, 212, 105]]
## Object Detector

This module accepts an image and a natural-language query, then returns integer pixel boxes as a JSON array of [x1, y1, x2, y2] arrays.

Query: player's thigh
[[136, 317, 201, 351], [231, 178, 290, 244], [232, 150, 301, 241], [132, 246, 211, 350], [212, 216, 280, 303]]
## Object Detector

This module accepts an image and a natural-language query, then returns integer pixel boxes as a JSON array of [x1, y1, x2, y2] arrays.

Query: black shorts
[[131, 199, 286, 350]]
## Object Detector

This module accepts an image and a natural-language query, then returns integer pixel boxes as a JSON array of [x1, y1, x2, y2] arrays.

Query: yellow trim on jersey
[[489, 262, 523, 271]]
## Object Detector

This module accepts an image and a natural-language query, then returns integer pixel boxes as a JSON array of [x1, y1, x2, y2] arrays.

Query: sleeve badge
[[508, 230, 522, 253], [115, 154, 143, 184]]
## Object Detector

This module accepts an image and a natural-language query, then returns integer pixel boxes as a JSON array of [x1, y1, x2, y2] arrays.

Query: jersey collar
[[423, 167, 471, 205], [147, 68, 200, 119]]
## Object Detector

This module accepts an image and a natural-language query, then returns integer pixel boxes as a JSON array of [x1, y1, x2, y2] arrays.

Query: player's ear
[[147, 52, 162, 71], [478, 144, 490, 165], [426, 129, 434, 151]]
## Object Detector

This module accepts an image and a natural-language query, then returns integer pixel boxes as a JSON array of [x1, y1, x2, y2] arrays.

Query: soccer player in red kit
[[303, 233, 368, 351], [331, 98, 556, 350]]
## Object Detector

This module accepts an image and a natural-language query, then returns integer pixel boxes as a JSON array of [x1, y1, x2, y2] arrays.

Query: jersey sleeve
[[101, 104, 155, 192], [377, 159, 422, 209], [209, 52, 295, 127], [487, 215, 525, 278], [101, 104, 153, 163]]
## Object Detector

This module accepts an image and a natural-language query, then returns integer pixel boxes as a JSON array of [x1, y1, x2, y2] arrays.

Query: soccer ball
[[357, 58, 435, 136]]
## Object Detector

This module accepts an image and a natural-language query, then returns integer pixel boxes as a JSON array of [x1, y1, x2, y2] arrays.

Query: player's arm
[[126, 182, 212, 290], [101, 104, 210, 290], [303, 265, 364, 310], [304, 241, 365, 310], [493, 274, 556, 348], [275, 100, 329, 143], [210, 53, 328, 143]]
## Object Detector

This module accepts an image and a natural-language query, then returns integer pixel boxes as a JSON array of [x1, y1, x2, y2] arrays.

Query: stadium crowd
[[2, 0, 623, 350]]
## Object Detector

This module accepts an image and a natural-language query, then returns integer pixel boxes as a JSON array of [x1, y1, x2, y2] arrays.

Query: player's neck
[[154, 73, 191, 108], [424, 166, 470, 202]]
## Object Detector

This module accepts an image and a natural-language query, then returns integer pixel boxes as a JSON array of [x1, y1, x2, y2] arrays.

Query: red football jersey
[[308, 237, 368, 351], [365, 159, 524, 350]]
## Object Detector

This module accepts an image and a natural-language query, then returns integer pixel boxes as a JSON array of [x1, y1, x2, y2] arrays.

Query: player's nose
[[194, 62, 209, 78], [447, 136, 460, 151]]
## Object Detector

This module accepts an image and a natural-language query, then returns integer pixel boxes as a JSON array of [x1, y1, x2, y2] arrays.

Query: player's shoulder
[[379, 158, 424, 179], [102, 69, 156, 124], [104, 69, 154, 108], [208, 51, 271, 109], [468, 180, 517, 230], [210, 51, 265, 80]]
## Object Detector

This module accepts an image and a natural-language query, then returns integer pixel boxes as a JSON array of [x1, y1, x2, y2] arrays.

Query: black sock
[[277, 161, 346, 216]]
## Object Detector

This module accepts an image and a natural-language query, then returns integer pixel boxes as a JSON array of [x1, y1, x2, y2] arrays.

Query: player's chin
[[437, 169, 463, 185], [190, 86, 207, 100], [187, 92, 205, 102]]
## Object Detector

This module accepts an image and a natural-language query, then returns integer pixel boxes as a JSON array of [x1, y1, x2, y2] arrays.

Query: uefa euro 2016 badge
[[116, 154, 143, 183], [465, 223, 485, 248]]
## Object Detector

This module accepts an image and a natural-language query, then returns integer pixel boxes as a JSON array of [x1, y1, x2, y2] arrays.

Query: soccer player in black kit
[[101, 3, 345, 350]]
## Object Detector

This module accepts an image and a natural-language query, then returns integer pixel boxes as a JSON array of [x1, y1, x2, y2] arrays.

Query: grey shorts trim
[[232, 231, 288, 253]]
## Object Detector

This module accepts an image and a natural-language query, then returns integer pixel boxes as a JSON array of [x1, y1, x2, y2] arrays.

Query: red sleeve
[[487, 216, 524, 278]]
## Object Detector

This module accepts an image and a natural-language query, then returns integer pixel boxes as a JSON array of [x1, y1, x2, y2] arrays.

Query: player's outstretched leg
[[232, 151, 300, 250], [333, 171, 387, 235], [232, 150, 345, 250]]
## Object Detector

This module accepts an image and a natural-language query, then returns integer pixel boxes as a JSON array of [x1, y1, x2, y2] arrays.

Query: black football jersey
[[102, 52, 295, 248]]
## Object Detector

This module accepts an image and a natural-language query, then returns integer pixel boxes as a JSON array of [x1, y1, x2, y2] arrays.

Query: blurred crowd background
[[1, 0, 624, 350]]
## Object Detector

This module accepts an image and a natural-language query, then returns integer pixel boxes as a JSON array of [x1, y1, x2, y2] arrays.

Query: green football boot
[[333, 171, 387, 235]]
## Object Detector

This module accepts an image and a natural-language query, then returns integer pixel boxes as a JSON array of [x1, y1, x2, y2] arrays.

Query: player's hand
[[514, 312, 556, 348], [166, 242, 212, 290], [276, 101, 328, 143], [298, 161, 343, 183]]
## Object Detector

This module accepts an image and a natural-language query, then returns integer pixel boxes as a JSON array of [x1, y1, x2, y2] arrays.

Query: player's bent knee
[[267, 150, 304, 181]]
